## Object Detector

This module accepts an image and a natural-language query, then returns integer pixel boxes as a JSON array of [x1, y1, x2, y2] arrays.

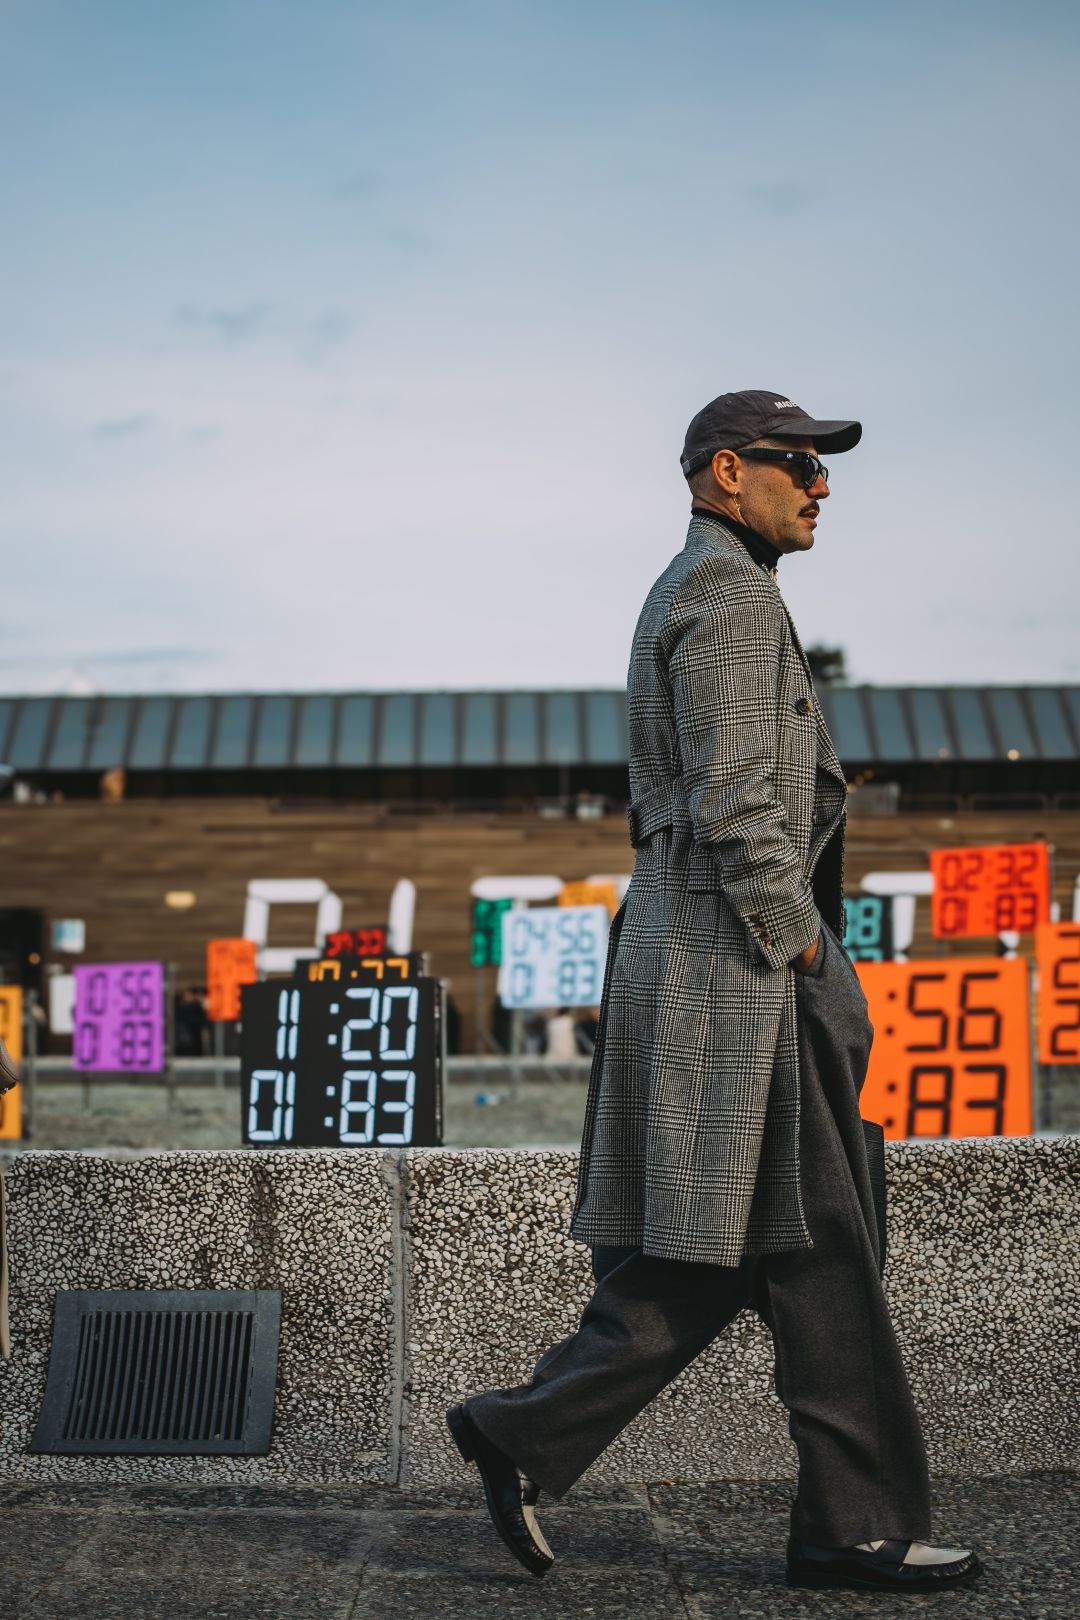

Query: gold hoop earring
[[731, 494, 745, 524]]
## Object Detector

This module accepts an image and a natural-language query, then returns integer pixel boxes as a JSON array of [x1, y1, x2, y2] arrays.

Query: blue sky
[[3, 0, 1078, 694]]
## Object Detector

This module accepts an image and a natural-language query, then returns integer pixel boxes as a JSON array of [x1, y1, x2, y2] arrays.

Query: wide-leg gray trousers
[[467, 924, 933, 1547]]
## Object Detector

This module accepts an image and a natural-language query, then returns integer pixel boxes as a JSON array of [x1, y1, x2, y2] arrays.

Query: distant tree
[[806, 643, 849, 687]]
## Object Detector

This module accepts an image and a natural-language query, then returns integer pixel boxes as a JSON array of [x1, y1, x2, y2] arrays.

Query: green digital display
[[471, 898, 512, 967]]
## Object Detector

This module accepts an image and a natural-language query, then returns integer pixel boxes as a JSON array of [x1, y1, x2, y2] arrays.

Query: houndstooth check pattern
[[571, 512, 850, 1266]]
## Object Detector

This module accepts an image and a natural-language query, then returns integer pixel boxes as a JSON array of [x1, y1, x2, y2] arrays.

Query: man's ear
[[710, 448, 741, 495]]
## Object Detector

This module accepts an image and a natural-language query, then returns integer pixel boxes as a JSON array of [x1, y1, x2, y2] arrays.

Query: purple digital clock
[[72, 963, 165, 1073]]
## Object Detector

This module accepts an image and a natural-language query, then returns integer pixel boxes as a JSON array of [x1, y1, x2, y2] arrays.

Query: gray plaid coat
[[571, 511, 849, 1266]]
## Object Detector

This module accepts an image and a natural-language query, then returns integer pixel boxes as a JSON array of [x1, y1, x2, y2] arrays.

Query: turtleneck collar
[[691, 508, 782, 575]]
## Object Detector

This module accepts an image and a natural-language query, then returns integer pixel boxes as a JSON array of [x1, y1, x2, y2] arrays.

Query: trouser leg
[[467, 1246, 754, 1499], [526, 1245, 635, 1381], [759, 935, 932, 1546], [467, 927, 931, 1528]]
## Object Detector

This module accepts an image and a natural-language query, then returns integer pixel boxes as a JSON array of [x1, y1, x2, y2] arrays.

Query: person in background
[[174, 986, 209, 1057], [544, 1008, 578, 1062], [443, 992, 462, 1056], [574, 1008, 599, 1056]]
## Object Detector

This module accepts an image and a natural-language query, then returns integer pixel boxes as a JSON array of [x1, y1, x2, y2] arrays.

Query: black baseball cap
[[680, 389, 862, 477]]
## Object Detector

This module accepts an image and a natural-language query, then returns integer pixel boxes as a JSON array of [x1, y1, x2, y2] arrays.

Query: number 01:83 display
[[929, 842, 1050, 938], [240, 977, 443, 1147]]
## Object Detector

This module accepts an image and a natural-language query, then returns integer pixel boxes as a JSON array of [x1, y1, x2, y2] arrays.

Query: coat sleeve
[[667, 572, 821, 971]]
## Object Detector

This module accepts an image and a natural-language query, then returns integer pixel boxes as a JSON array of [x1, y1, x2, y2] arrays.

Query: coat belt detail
[[627, 783, 679, 847]]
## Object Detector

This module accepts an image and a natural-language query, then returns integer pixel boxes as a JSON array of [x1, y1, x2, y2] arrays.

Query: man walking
[[448, 391, 982, 1593]]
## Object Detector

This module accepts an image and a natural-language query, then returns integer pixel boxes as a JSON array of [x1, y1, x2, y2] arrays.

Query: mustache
[[799, 503, 819, 516]]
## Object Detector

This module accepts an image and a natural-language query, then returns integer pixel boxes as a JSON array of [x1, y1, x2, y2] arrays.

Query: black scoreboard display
[[240, 963, 443, 1148]]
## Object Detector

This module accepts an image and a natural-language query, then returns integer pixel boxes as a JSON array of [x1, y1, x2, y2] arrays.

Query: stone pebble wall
[[1, 1139, 1077, 1488]]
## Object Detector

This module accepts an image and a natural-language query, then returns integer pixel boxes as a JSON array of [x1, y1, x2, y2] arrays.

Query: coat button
[[795, 695, 815, 714]]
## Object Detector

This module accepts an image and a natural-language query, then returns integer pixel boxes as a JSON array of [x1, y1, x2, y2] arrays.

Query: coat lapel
[[688, 517, 848, 792]]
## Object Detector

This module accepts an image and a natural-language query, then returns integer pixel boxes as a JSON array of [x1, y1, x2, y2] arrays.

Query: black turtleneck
[[691, 508, 781, 575]]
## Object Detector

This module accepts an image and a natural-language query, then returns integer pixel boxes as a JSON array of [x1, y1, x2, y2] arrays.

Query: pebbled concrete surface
[[2, 1138, 1078, 1487], [406, 1139, 1080, 1485], [1, 1473, 1075, 1619], [0, 1150, 396, 1485]]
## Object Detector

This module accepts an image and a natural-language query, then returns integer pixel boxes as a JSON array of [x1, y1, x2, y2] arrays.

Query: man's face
[[735, 437, 830, 554]]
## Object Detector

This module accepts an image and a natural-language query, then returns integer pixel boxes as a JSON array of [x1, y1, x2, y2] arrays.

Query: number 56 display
[[72, 963, 165, 1073], [498, 904, 609, 1010], [856, 958, 1032, 1140]]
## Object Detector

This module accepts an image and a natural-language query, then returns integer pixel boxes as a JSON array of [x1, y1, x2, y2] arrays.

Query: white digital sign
[[497, 904, 609, 1010]]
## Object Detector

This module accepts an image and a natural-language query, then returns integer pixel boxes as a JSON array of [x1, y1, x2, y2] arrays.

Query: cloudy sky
[[3, 0, 1078, 695]]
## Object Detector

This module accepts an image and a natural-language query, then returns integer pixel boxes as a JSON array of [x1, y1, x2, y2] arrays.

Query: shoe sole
[[788, 1559, 983, 1592], [446, 1404, 553, 1580]]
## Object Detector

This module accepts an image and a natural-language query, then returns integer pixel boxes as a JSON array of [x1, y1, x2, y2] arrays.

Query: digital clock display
[[929, 842, 1050, 938], [1035, 923, 1080, 1063], [207, 938, 258, 1023], [843, 895, 895, 962], [323, 927, 388, 958], [72, 963, 165, 1073], [857, 957, 1032, 1138], [240, 975, 442, 1148], [497, 904, 608, 1010], [295, 952, 426, 985], [471, 898, 512, 968]]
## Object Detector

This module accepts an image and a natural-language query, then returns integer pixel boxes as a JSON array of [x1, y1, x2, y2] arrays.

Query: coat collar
[[690, 508, 782, 574], [685, 512, 810, 672], [684, 514, 847, 792], [686, 510, 765, 565]]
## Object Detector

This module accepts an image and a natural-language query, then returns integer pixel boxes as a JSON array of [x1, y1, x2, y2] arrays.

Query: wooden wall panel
[[1, 801, 1077, 1048]]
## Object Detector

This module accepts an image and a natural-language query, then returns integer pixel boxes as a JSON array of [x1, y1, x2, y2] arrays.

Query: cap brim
[[768, 417, 862, 454]]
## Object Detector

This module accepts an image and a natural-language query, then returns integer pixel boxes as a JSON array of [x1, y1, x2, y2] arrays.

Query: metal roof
[[1, 687, 1078, 774]]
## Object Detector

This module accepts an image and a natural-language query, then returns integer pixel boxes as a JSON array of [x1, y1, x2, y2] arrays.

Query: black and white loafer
[[787, 1536, 983, 1591], [446, 1403, 555, 1578]]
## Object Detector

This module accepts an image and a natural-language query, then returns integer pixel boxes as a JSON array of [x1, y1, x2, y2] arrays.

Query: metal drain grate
[[30, 1290, 281, 1455]]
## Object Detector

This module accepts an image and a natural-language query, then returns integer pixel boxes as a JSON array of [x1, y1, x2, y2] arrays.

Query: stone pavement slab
[[648, 1473, 1077, 1618], [2, 1472, 1076, 1619]]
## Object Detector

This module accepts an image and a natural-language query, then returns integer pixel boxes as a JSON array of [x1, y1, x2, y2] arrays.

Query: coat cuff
[[742, 891, 822, 971]]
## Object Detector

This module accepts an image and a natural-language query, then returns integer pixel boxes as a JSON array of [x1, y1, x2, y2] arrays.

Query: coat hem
[[569, 1216, 814, 1269]]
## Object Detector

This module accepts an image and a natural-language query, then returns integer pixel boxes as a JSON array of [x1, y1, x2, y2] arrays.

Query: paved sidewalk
[[3, 1473, 1075, 1618]]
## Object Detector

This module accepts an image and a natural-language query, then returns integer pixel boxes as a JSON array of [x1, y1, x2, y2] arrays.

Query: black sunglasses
[[736, 447, 829, 489]]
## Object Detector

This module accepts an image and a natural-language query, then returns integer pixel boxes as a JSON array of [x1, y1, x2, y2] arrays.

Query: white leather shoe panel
[[902, 1540, 972, 1567]]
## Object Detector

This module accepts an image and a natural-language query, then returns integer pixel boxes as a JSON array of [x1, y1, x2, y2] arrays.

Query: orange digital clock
[[1035, 922, 1080, 1064], [207, 938, 258, 1023], [0, 985, 22, 1142], [856, 958, 1032, 1139], [928, 842, 1050, 938]]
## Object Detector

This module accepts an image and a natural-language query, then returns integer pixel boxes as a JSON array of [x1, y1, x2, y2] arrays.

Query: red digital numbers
[[929, 842, 1050, 938], [325, 928, 387, 958]]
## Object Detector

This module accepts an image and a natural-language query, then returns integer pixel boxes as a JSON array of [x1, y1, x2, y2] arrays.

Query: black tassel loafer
[[446, 1403, 555, 1578], [787, 1536, 983, 1591]]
